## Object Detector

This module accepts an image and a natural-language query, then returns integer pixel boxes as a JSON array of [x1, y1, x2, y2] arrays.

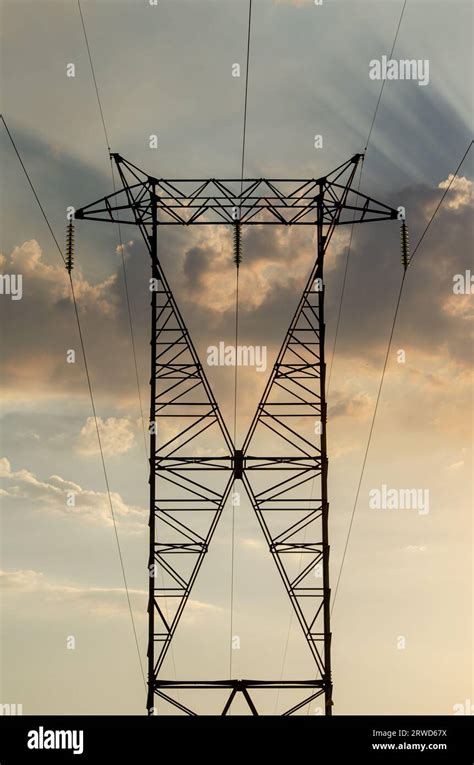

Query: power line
[[327, 0, 407, 392], [331, 139, 473, 615], [1, 116, 67, 267], [77, 0, 111, 152], [364, 0, 407, 153], [275, 2, 407, 710], [110, 160, 150, 460], [77, 0, 149, 461], [239, 0, 253, 198], [1, 114, 146, 691], [69, 276, 147, 693], [76, 0, 180, 695], [410, 141, 473, 263], [229, 268, 239, 679], [230, 0, 253, 681], [327, 159, 364, 390]]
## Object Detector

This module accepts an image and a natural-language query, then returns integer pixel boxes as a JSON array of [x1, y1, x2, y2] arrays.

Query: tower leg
[[317, 191, 333, 716], [145, 187, 234, 713], [147, 202, 158, 715]]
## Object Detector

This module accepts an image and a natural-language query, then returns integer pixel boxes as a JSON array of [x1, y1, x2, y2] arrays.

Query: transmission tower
[[74, 152, 399, 715]]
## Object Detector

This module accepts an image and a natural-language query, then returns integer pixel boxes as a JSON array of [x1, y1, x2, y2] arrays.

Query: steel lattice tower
[[75, 152, 398, 715]]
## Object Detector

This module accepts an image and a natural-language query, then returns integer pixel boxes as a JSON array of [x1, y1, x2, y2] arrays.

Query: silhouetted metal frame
[[75, 153, 398, 715]]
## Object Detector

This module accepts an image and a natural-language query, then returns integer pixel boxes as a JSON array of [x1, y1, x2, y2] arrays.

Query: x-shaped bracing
[[75, 153, 398, 715]]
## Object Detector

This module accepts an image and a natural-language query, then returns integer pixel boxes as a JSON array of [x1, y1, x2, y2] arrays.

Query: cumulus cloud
[[0, 168, 472, 420], [0, 457, 146, 532], [0, 568, 147, 620], [180, 225, 319, 314], [0, 239, 132, 402], [75, 416, 136, 457], [442, 293, 474, 322], [7, 239, 118, 316], [115, 240, 135, 255], [329, 392, 372, 420], [437, 174, 473, 211], [0, 568, 221, 621]]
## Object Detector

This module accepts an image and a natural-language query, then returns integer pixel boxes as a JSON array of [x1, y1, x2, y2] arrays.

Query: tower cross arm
[[74, 155, 399, 228]]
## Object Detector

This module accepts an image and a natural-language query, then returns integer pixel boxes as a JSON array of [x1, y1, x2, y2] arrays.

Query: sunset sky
[[1, 0, 472, 716]]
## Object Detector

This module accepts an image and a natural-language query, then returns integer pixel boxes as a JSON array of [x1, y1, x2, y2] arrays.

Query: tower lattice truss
[[75, 153, 398, 715]]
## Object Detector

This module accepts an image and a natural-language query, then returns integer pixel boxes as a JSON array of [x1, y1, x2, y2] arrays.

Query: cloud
[[442, 293, 474, 322], [0, 568, 147, 620], [172, 171, 473, 391], [0, 457, 146, 532], [0, 239, 131, 402], [322, 173, 474, 371], [241, 537, 267, 552], [0, 569, 221, 621], [329, 392, 372, 420], [181, 225, 327, 316], [405, 366, 444, 388], [7, 239, 118, 316], [75, 416, 136, 457], [0, 167, 472, 423], [446, 460, 464, 472], [115, 240, 135, 255], [437, 174, 473, 211]]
